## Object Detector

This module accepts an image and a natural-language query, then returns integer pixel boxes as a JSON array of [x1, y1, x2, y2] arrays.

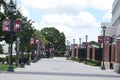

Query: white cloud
[[17, 5, 30, 18], [20, 0, 114, 13], [39, 11, 100, 42], [89, 0, 114, 11], [41, 11, 99, 28], [21, 0, 88, 12], [102, 11, 112, 21]]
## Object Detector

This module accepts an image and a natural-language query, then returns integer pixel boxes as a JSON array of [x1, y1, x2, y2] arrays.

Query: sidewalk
[[0, 57, 120, 80]]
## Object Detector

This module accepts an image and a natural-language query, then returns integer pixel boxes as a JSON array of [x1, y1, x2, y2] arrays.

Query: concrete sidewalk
[[0, 57, 120, 80]]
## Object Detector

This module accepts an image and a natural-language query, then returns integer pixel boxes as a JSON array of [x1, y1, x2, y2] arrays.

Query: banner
[[2, 20, 11, 31], [82, 42, 86, 48], [98, 36, 103, 43], [30, 38, 34, 46], [71, 44, 77, 49], [98, 36, 111, 43], [14, 20, 21, 32], [35, 38, 40, 43]]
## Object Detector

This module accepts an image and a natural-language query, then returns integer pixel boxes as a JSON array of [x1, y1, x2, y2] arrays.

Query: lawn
[[0, 64, 17, 71]]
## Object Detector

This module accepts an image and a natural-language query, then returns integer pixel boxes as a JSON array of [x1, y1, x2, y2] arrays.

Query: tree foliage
[[40, 27, 66, 53], [0, 44, 3, 54], [90, 41, 100, 47]]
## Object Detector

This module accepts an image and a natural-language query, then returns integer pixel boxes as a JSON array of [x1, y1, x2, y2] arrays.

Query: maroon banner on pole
[[30, 38, 34, 47], [14, 20, 21, 32], [105, 36, 111, 43], [98, 36, 111, 43], [82, 42, 86, 48], [36, 38, 40, 43], [98, 36, 103, 43], [2, 20, 11, 32]]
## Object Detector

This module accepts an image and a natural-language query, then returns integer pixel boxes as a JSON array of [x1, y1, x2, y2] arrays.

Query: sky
[[16, 0, 114, 44]]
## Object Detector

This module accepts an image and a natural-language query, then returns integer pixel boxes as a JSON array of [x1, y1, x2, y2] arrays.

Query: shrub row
[[0, 54, 30, 64], [68, 57, 101, 66]]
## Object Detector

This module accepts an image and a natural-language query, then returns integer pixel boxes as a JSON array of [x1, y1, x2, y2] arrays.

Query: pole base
[[117, 66, 120, 74], [101, 65, 106, 70], [26, 61, 30, 65], [7, 65, 14, 72], [20, 62, 25, 68]]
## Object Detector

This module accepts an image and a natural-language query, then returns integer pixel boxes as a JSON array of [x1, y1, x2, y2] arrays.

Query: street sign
[[2, 20, 11, 31]]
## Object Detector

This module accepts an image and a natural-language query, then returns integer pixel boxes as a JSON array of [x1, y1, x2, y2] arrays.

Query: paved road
[[0, 57, 120, 80]]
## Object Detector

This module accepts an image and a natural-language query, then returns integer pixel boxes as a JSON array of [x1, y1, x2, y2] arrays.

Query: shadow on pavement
[[2, 71, 120, 78]]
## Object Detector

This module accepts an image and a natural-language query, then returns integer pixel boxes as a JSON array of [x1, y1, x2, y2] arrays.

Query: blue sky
[[16, 0, 114, 44]]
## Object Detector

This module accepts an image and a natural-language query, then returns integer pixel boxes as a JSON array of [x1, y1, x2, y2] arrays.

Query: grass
[[0, 64, 17, 71], [68, 57, 101, 66]]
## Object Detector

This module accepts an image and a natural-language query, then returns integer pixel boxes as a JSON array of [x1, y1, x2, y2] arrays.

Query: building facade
[[101, 0, 120, 72]]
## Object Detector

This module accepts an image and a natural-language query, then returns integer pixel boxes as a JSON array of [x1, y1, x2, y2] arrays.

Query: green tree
[[40, 27, 66, 56], [0, 44, 3, 54], [90, 41, 100, 47]]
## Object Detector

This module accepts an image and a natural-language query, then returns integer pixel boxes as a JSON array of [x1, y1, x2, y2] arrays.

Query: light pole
[[7, 0, 16, 72], [20, 17, 26, 68], [33, 32, 37, 63], [85, 35, 88, 64], [26, 24, 31, 65], [79, 38, 81, 48], [101, 25, 106, 70]]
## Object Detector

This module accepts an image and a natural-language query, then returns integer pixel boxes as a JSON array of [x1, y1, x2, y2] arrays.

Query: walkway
[[0, 57, 120, 80]]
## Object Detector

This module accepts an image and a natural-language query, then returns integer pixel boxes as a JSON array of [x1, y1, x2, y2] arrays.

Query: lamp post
[[33, 32, 37, 63], [85, 35, 88, 64], [20, 17, 26, 68], [79, 38, 81, 48], [26, 24, 31, 65], [101, 25, 106, 70], [7, 0, 16, 72]]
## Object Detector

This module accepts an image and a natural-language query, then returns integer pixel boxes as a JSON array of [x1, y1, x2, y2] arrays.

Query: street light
[[26, 24, 31, 65], [101, 25, 106, 70], [79, 38, 81, 48], [33, 31, 37, 63], [7, 0, 16, 72], [20, 17, 26, 68], [85, 35, 88, 64]]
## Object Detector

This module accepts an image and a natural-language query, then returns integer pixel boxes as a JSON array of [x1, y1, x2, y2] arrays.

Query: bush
[[86, 59, 101, 66], [68, 57, 101, 66], [0, 57, 6, 64]]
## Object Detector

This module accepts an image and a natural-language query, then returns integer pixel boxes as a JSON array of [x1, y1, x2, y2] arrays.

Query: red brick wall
[[115, 39, 120, 63], [104, 43, 110, 62], [111, 43, 115, 62], [92, 47, 95, 60], [87, 47, 90, 59]]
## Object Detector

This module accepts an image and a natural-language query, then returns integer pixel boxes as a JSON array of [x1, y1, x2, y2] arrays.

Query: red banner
[[14, 20, 21, 32], [30, 38, 34, 47], [98, 36, 103, 43], [2, 20, 11, 31], [98, 36, 111, 43], [82, 42, 86, 48], [35, 38, 40, 43]]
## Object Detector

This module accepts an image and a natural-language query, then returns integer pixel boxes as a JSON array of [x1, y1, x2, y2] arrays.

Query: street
[[0, 57, 120, 80]]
